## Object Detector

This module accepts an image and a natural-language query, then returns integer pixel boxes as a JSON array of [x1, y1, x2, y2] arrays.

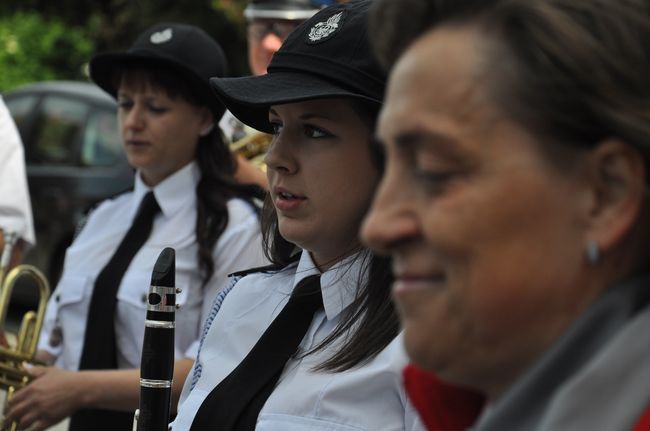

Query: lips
[[278, 191, 305, 200], [125, 139, 149, 147], [392, 272, 447, 297], [273, 186, 307, 211], [274, 186, 306, 199]]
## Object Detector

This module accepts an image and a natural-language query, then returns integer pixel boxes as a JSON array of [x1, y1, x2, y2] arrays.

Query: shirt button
[[141, 293, 148, 303]]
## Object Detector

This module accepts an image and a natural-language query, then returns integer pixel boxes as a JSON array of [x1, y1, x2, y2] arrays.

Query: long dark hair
[[261, 98, 399, 372], [117, 66, 262, 285]]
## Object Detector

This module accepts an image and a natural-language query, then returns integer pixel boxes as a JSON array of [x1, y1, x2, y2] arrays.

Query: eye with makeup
[[269, 120, 282, 136], [303, 123, 333, 139], [267, 118, 334, 140], [117, 98, 133, 111], [146, 103, 168, 114]]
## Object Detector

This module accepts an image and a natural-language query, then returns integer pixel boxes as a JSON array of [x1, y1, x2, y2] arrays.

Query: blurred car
[[3, 81, 134, 302]]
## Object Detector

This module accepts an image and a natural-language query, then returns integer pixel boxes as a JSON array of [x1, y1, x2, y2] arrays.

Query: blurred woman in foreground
[[362, 0, 650, 429]]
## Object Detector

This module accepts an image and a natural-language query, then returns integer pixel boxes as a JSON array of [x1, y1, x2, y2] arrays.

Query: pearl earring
[[586, 240, 600, 265]]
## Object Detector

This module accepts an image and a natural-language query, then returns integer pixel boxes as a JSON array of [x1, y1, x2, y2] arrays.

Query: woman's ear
[[198, 107, 215, 137], [585, 138, 646, 252], [200, 124, 215, 137]]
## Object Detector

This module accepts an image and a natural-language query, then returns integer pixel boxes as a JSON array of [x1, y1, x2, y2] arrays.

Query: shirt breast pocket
[[257, 414, 366, 431], [52, 274, 92, 369], [55, 274, 90, 308]]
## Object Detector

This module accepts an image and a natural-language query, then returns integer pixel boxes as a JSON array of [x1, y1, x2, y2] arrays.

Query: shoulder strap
[[74, 185, 134, 240], [228, 251, 302, 278]]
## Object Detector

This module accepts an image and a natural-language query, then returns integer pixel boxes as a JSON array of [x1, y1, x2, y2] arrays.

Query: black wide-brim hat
[[210, 0, 385, 133], [90, 23, 228, 118]]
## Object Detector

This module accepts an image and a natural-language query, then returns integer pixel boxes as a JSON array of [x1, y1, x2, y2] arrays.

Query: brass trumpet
[[0, 231, 50, 431], [230, 130, 272, 170]]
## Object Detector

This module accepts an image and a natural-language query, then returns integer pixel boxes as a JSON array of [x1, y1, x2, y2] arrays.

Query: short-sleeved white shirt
[[173, 251, 425, 431], [37, 161, 267, 369], [0, 96, 35, 245]]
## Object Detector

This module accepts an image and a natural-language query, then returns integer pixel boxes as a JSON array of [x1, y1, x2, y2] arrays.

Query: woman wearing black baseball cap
[[173, 1, 425, 430], [5, 23, 267, 431]]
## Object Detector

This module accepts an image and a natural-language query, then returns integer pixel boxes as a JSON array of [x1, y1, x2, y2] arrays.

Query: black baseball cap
[[89, 23, 228, 117], [244, 0, 326, 21], [210, 0, 385, 133]]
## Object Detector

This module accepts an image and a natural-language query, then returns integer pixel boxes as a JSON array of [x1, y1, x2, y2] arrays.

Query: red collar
[[634, 407, 650, 431], [405, 364, 650, 431], [403, 364, 485, 431]]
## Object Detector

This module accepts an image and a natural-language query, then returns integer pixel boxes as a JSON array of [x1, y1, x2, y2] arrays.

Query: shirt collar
[[132, 162, 200, 219], [294, 250, 369, 321]]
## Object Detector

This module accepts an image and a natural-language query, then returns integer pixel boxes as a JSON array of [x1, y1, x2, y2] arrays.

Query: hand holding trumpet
[[3, 365, 82, 431]]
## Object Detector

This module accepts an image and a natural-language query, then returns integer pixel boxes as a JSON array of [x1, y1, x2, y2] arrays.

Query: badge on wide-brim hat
[[306, 11, 345, 44], [150, 28, 173, 44]]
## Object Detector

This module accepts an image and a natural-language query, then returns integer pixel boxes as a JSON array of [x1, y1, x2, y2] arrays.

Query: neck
[[311, 243, 363, 272]]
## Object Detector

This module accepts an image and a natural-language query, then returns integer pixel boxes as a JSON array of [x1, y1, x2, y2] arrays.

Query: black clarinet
[[135, 247, 178, 431]]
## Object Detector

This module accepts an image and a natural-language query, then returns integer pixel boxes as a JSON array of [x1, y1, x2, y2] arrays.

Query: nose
[[361, 165, 420, 255], [121, 104, 144, 132], [264, 132, 297, 175]]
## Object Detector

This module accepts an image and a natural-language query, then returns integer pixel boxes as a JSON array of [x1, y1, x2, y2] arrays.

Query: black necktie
[[190, 274, 323, 431], [69, 191, 160, 431]]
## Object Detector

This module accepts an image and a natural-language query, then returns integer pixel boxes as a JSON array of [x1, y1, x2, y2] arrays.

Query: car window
[[4, 94, 38, 136], [31, 96, 88, 165], [82, 108, 122, 167]]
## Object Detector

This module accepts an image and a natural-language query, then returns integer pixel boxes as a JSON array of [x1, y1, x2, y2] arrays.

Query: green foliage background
[[0, 12, 94, 91], [0, 0, 250, 92]]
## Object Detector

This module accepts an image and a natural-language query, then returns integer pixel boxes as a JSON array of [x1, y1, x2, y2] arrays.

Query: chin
[[277, 221, 312, 248], [125, 153, 150, 170], [402, 319, 440, 368]]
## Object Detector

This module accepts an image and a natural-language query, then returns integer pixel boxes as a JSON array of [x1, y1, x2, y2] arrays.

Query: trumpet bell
[[0, 231, 51, 431], [231, 130, 271, 170]]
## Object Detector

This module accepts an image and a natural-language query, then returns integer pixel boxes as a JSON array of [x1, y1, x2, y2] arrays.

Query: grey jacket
[[473, 275, 650, 431]]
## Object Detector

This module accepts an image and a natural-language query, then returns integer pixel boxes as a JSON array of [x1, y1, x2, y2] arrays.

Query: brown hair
[[117, 66, 262, 286], [370, 0, 650, 167]]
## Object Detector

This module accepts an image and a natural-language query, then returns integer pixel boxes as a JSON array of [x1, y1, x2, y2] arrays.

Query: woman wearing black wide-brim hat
[[4, 22, 267, 431], [172, 1, 426, 430]]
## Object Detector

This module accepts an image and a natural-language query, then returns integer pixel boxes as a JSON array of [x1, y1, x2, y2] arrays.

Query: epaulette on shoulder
[[73, 186, 134, 240], [228, 262, 285, 278], [228, 252, 302, 278]]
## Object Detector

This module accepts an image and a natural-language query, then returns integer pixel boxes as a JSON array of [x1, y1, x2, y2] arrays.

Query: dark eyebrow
[[299, 113, 335, 122], [267, 107, 335, 122]]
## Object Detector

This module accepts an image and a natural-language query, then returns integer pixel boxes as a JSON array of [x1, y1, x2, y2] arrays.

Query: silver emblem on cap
[[308, 12, 342, 42], [150, 28, 173, 44]]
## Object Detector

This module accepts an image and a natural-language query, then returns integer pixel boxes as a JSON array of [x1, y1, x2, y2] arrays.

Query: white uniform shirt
[[37, 161, 267, 369], [173, 251, 425, 431], [0, 96, 35, 245]]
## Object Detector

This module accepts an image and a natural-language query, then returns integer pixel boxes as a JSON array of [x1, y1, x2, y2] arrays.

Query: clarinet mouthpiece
[[151, 247, 175, 287]]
